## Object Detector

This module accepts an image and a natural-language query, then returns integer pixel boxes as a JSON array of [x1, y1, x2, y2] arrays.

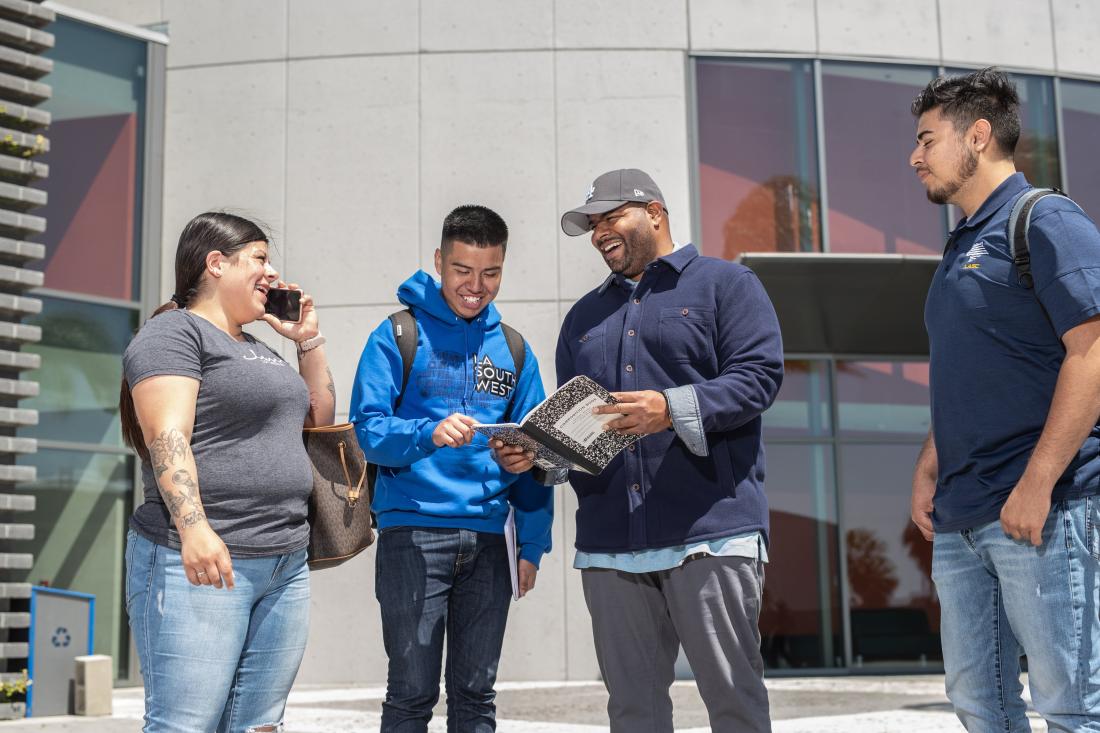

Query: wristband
[[296, 333, 326, 354]]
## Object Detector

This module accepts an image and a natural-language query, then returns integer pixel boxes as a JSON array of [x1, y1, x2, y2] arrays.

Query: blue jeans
[[125, 529, 311, 733], [932, 497, 1100, 732], [375, 527, 512, 733]]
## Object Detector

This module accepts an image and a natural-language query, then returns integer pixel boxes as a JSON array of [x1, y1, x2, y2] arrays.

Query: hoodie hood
[[397, 270, 502, 330]]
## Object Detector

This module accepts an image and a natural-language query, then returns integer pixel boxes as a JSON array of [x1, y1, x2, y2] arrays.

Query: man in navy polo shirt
[[909, 68, 1100, 731], [553, 168, 783, 733]]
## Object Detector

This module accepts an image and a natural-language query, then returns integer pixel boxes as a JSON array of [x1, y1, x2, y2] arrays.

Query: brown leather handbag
[[302, 423, 374, 570]]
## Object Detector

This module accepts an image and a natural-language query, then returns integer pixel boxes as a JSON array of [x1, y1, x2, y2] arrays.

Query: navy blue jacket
[[556, 245, 783, 552]]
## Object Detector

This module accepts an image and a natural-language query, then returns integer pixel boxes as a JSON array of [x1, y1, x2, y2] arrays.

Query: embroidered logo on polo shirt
[[962, 241, 988, 269], [474, 354, 516, 397]]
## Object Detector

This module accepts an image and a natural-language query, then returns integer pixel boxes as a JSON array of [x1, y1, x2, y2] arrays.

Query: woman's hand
[[180, 522, 235, 590], [262, 281, 319, 344]]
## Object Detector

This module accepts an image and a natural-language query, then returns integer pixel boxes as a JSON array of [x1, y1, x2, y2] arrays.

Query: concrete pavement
[[0, 675, 1047, 732]]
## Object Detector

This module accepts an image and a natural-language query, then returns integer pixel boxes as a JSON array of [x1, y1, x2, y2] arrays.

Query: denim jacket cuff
[[664, 385, 708, 457], [532, 467, 571, 486]]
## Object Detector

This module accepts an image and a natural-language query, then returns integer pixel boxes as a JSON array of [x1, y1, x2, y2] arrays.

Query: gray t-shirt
[[123, 309, 313, 556]]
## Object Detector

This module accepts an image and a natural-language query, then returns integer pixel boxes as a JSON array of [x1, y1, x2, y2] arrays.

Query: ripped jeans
[[125, 529, 310, 733], [932, 497, 1100, 732]]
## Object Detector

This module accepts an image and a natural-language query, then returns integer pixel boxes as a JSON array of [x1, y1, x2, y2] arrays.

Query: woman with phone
[[118, 212, 334, 733]]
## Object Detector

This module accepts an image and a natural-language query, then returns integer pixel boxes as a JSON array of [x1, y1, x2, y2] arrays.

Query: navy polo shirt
[[925, 173, 1100, 532]]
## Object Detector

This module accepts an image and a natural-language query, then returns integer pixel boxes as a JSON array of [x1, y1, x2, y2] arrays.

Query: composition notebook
[[473, 375, 639, 475]]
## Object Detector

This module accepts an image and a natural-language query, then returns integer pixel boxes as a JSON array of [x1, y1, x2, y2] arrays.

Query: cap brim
[[560, 200, 628, 236]]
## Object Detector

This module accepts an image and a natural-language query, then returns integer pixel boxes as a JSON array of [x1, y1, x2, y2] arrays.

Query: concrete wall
[[57, 0, 1100, 683]]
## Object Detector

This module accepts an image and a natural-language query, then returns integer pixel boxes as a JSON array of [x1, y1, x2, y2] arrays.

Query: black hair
[[911, 67, 1021, 155], [120, 212, 269, 461], [440, 204, 508, 255]]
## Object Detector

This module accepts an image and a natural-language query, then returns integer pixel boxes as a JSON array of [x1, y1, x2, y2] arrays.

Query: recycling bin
[[27, 587, 95, 717]]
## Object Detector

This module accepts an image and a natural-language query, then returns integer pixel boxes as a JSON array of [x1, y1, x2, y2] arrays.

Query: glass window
[[15, 450, 135, 678], [35, 17, 146, 301], [1061, 79, 1100, 217], [821, 63, 943, 255], [762, 443, 842, 669], [764, 360, 831, 438], [21, 296, 137, 447], [941, 70, 1061, 191], [836, 361, 930, 439], [1012, 73, 1060, 190], [695, 59, 820, 261], [840, 443, 939, 666]]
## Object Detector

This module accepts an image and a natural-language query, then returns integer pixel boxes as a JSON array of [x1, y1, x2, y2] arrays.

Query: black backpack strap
[[499, 322, 527, 423], [1007, 187, 1071, 289], [500, 322, 526, 376], [388, 308, 419, 409]]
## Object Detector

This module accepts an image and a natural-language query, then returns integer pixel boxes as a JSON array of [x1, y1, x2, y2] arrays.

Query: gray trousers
[[581, 555, 772, 733]]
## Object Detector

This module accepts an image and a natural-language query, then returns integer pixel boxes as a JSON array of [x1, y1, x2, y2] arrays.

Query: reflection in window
[[15, 450, 134, 678], [836, 361, 930, 439], [762, 444, 841, 668], [1012, 73, 1060, 190], [696, 59, 820, 261], [764, 360, 831, 438], [942, 70, 1061, 191], [822, 63, 943, 255], [1062, 79, 1100, 217], [21, 296, 137, 447], [841, 444, 939, 666], [35, 17, 146, 301]]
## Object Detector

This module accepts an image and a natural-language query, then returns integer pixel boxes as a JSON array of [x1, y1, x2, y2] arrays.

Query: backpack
[[363, 309, 528, 518], [386, 308, 526, 409], [1006, 187, 1085, 289]]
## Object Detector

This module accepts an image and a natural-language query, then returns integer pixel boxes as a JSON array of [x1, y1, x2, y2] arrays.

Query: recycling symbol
[[51, 627, 71, 648]]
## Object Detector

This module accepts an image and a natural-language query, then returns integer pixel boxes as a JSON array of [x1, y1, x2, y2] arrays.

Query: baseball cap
[[560, 168, 666, 236]]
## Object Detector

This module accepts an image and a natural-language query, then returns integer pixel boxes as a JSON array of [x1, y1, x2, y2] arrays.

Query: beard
[[926, 147, 978, 205], [610, 229, 659, 279]]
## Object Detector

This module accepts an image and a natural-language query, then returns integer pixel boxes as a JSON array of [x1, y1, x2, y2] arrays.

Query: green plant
[[0, 670, 30, 702]]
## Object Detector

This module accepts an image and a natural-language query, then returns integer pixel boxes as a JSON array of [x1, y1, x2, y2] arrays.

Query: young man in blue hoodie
[[350, 205, 554, 733]]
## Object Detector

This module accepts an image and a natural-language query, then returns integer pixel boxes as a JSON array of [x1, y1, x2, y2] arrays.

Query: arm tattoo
[[148, 429, 189, 477], [162, 469, 200, 518], [155, 464, 205, 530], [179, 510, 207, 528], [325, 367, 336, 402]]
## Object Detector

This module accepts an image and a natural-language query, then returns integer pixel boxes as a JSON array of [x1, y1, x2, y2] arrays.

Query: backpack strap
[[1007, 187, 1072, 289], [500, 322, 526, 377], [499, 322, 527, 424], [388, 308, 419, 409]]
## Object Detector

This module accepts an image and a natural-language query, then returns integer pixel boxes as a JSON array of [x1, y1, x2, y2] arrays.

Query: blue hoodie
[[349, 270, 554, 566]]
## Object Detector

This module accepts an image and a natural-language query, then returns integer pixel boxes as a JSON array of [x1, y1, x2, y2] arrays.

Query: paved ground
[[0, 675, 1047, 732]]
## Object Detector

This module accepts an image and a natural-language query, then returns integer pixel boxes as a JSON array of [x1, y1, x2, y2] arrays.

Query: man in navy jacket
[[556, 169, 783, 733]]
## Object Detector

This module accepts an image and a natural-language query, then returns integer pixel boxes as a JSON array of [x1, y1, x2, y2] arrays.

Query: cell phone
[[264, 288, 302, 322]]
